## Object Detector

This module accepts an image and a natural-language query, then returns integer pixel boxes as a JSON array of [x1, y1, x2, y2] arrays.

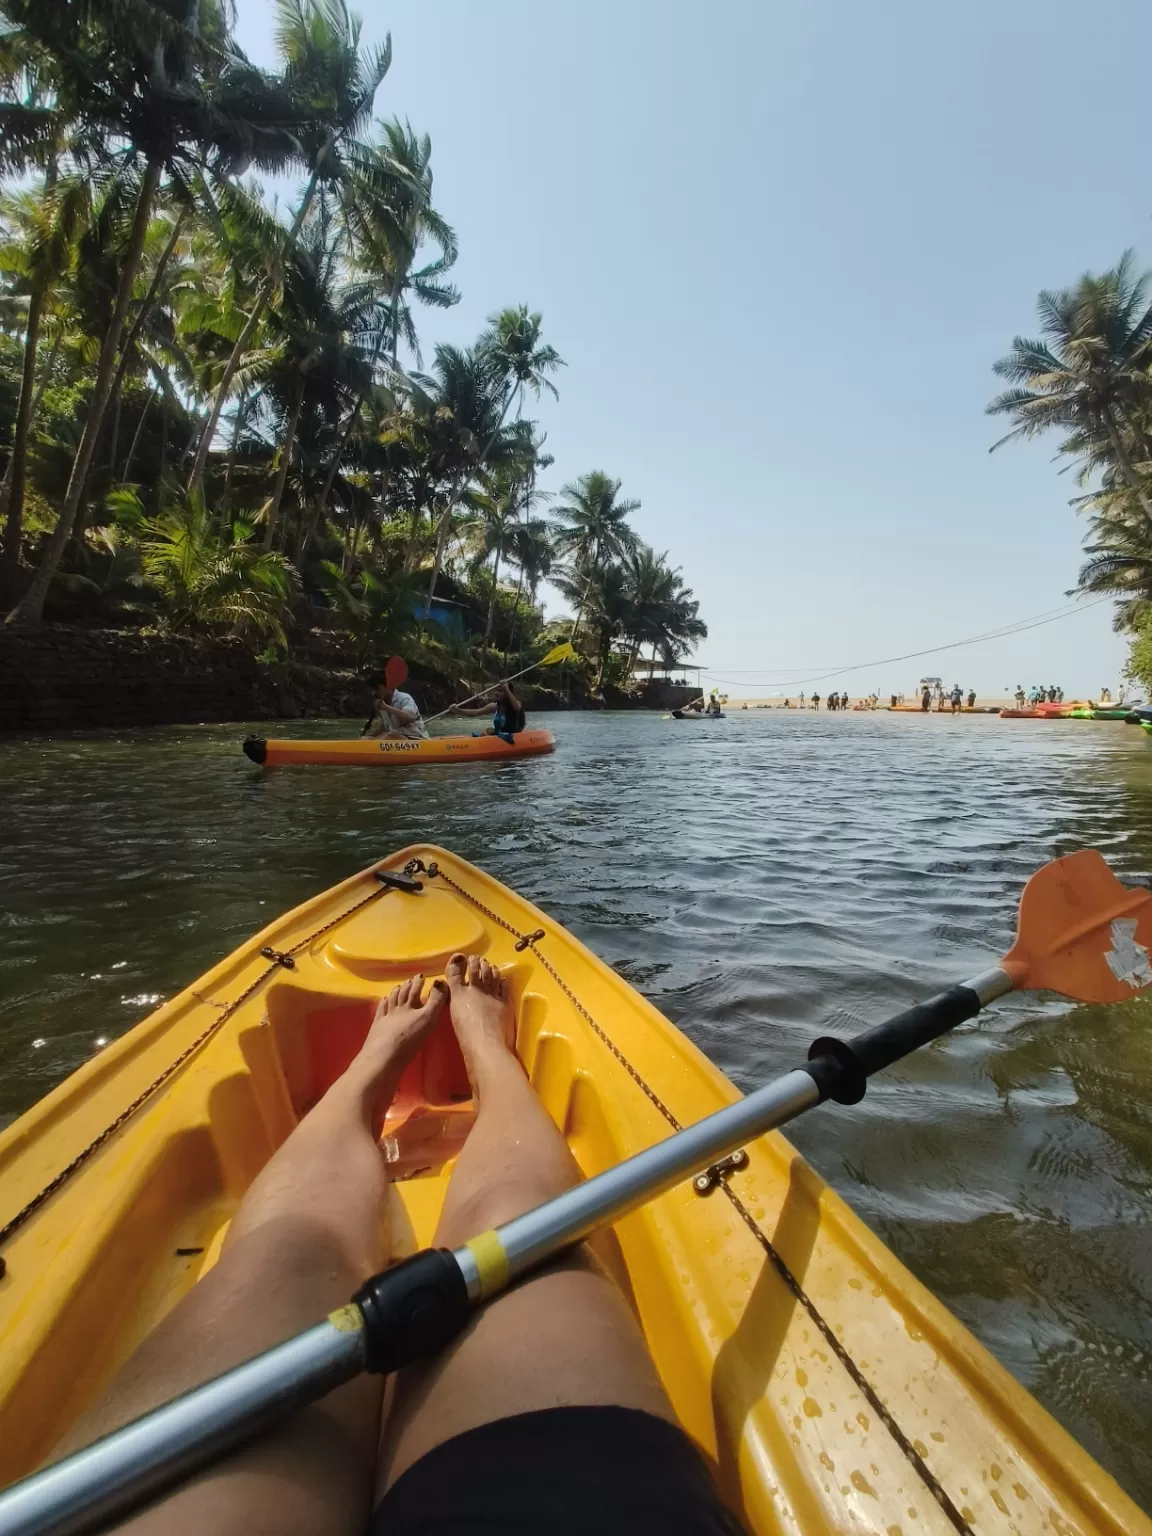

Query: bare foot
[[445, 953, 516, 1083], [338, 974, 447, 1126]]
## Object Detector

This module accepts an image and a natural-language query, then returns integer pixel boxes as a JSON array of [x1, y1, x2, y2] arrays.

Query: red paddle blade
[[1001, 849, 1152, 1003], [385, 656, 408, 690]]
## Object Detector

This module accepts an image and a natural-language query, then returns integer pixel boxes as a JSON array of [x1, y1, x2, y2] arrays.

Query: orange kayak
[[243, 729, 556, 767]]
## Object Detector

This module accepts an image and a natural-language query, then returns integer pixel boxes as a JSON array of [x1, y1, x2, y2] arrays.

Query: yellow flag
[[539, 641, 577, 666]]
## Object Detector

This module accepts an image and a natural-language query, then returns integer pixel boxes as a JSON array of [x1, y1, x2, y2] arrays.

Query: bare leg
[[378, 954, 674, 1494], [60, 975, 447, 1536]]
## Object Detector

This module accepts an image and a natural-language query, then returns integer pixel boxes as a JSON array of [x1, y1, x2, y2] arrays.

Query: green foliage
[[990, 251, 1152, 630], [142, 496, 297, 647], [314, 557, 421, 665], [0, 0, 704, 687], [1124, 612, 1152, 694]]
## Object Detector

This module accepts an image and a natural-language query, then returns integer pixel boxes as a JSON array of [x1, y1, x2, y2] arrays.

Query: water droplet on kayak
[[802, 1397, 823, 1418], [850, 1470, 877, 1497]]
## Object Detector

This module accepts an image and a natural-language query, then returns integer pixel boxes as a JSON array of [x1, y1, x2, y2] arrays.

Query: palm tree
[[186, 0, 393, 494], [301, 122, 457, 556], [553, 471, 639, 642], [423, 306, 562, 610], [468, 473, 525, 659], [258, 199, 384, 552], [407, 342, 510, 604], [342, 121, 458, 373], [988, 252, 1152, 527], [6, 0, 311, 623], [0, 169, 88, 600], [1073, 513, 1152, 631]]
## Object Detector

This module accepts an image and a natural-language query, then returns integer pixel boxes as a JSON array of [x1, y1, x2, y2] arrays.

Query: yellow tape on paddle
[[465, 1229, 510, 1299], [328, 1303, 365, 1333]]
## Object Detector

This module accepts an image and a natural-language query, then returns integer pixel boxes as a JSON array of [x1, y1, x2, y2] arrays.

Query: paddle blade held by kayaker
[[1000, 847, 1152, 1002]]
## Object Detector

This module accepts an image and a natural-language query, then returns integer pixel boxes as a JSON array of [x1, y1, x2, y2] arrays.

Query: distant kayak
[[243, 730, 556, 767]]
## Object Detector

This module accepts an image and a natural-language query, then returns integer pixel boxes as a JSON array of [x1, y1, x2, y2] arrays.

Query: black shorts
[[372, 1405, 746, 1534]]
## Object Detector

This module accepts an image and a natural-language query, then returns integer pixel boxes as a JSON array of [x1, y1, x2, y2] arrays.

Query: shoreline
[[0, 625, 696, 734]]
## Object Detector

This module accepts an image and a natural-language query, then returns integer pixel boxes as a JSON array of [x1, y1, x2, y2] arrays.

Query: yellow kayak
[[243, 728, 556, 766], [0, 847, 1146, 1535]]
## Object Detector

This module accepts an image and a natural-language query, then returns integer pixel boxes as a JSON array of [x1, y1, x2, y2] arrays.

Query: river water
[[2, 709, 1151, 1508]]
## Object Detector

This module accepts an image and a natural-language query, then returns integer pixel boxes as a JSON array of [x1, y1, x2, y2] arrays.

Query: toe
[[466, 954, 482, 987], [409, 973, 425, 1008], [446, 953, 467, 990]]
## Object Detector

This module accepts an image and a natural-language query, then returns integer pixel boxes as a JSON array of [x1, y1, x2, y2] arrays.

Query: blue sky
[[236, 0, 1150, 698]]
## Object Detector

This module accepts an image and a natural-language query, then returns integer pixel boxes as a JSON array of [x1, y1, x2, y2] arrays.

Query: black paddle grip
[[805, 984, 983, 1105], [353, 1249, 471, 1374]]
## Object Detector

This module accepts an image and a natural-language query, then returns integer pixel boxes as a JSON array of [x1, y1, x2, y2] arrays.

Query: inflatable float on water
[[243, 729, 556, 767], [0, 844, 1147, 1535]]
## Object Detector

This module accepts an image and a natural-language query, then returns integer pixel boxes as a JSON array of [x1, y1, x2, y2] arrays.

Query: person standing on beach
[[921, 684, 931, 712], [950, 685, 962, 714], [812, 692, 821, 710], [966, 689, 976, 709]]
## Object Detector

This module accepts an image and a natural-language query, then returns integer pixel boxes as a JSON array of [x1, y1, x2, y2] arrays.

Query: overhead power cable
[[699, 596, 1114, 691]]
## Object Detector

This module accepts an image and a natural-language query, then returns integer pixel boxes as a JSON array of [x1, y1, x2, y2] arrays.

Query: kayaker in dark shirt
[[54, 955, 748, 1535], [450, 681, 526, 744]]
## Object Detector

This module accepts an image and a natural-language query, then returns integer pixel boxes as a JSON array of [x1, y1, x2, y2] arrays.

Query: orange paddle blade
[[1001, 849, 1152, 1003], [385, 655, 408, 690]]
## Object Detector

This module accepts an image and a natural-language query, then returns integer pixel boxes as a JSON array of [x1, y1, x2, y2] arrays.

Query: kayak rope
[[0, 881, 395, 1271], [416, 860, 974, 1536]]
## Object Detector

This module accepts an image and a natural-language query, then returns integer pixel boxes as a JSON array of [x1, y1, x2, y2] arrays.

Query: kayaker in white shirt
[[363, 673, 429, 740]]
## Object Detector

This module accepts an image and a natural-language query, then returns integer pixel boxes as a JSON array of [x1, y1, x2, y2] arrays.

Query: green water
[[2, 709, 1151, 1508]]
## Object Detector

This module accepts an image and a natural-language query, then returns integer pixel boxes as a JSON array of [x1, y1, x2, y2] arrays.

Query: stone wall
[[0, 626, 369, 733], [0, 626, 698, 732]]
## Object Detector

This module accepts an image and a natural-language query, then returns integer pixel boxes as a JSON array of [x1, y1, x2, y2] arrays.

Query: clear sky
[[235, 0, 1151, 699]]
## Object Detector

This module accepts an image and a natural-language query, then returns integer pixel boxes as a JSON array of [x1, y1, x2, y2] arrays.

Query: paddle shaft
[[424, 655, 564, 726], [0, 966, 1014, 1536]]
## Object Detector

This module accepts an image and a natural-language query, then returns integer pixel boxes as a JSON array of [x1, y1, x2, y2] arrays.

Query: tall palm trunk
[[0, 279, 47, 604], [402, 507, 427, 572], [263, 371, 306, 551], [569, 569, 596, 646], [122, 385, 157, 482], [9, 156, 163, 625], [482, 545, 502, 661], [0, 160, 59, 604], [301, 318, 390, 565], [108, 208, 188, 407], [510, 566, 526, 666], [220, 386, 248, 515], [187, 137, 335, 494], [423, 472, 465, 614]]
